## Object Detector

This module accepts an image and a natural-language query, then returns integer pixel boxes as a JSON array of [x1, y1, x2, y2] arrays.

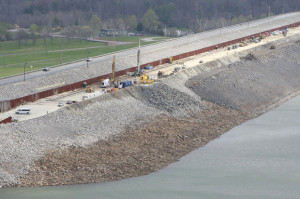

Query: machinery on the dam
[[1, 13, 300, 121]]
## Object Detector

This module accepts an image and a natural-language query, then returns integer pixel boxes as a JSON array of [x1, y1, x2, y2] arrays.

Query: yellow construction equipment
[[167, 57, 173, 63], [260, 33, 267, 39], [148, 79, 154, 84], [239, 41, 248, 47], [86, 87, 95, 93], [140, 75, 148, 81], [139, 75, 155, 84]]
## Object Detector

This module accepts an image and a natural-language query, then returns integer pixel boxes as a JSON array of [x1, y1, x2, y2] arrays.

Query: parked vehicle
[[120, 80, 133, 88], [58, 102, 64, 107], [144, 65, 154, 70], [15, 108, 31, 114], [174, 67, 180, 72], [12, 117, 19, 122], [86, 58, 93, 62], [43, 67, 50, 71], [101, 79, 111, 88], [66, 100, 73, 104]]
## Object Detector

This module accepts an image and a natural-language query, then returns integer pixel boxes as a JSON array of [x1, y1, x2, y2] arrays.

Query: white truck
[[101, 79, 111, 88]]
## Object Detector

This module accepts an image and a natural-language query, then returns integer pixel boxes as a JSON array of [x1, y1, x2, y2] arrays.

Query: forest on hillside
[[0, 0, 299, 41]]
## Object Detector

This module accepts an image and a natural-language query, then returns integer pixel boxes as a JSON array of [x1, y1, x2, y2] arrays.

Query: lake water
[[1, 95, 300, 199]]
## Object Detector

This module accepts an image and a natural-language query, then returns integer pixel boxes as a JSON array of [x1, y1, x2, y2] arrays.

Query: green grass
[[0, 38, 106, 55], [0, 36, 172, 78]]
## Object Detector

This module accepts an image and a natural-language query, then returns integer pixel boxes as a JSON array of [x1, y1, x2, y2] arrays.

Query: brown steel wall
[[0, 116, 12, 124], [1, 21, 299, 113]]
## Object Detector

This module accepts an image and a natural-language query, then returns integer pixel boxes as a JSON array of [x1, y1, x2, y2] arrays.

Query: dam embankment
[[1, 33, 300, 187]]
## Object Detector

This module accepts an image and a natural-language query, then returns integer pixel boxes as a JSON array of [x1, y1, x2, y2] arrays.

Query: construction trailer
[[120, 80, 133, 88]]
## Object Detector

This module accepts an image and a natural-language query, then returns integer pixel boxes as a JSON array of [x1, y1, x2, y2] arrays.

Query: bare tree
[[40, 26, 49, 45], [14, 29, 27, 48]]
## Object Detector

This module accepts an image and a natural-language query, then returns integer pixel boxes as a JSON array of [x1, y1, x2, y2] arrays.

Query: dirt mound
[[127, 84, 204, 117]]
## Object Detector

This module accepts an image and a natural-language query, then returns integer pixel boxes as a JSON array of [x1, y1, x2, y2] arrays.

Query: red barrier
[[0, 21, 299, 113], [0, 116, 12, 124]]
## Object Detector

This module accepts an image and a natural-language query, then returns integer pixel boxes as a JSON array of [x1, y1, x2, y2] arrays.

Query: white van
[[15, 108, 31, 114]]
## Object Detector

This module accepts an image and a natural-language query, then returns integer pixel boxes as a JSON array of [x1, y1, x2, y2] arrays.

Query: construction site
[[0, 12, 300, 187]]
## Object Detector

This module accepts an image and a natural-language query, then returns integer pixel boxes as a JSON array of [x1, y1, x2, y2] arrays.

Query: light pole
[[247, 10, 251, 29], [86, 51, 90, 68], [60, 43, 62, 65], [45, 41, 48, 55], [23, 61, 27, 82], [137, 38, 141, 76]]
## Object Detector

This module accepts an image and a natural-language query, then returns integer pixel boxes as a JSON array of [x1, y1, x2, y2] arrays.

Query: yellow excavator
[[86, 87, 95, 93]]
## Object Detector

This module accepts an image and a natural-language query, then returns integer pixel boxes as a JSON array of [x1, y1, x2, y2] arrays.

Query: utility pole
[[248, 10, 252, 28], [23, 61, 27, 82], [112, 35, 116, 83], [203, 20, 208, 31], [137, 38, 141, 76], [60, 43, 62, 65], [268, 5, 271, 18], [112, 53, 115, 84], [86, 51, 90, 68], [45, 40, 48, 55]]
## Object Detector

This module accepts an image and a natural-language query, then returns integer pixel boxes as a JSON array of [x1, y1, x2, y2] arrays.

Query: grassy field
[[0, 36, 170, 78]]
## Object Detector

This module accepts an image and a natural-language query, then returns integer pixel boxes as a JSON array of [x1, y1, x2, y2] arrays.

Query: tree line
[[0, 0, 299, 41]]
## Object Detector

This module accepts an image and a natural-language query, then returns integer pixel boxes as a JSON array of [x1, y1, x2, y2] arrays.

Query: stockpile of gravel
[[0, 13, 299, 101], [127, 84, 204, 117], [186, 37, 300, 112]]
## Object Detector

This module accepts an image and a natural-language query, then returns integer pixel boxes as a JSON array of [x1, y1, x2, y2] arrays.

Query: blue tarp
[[144, 65, 154, 70]]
